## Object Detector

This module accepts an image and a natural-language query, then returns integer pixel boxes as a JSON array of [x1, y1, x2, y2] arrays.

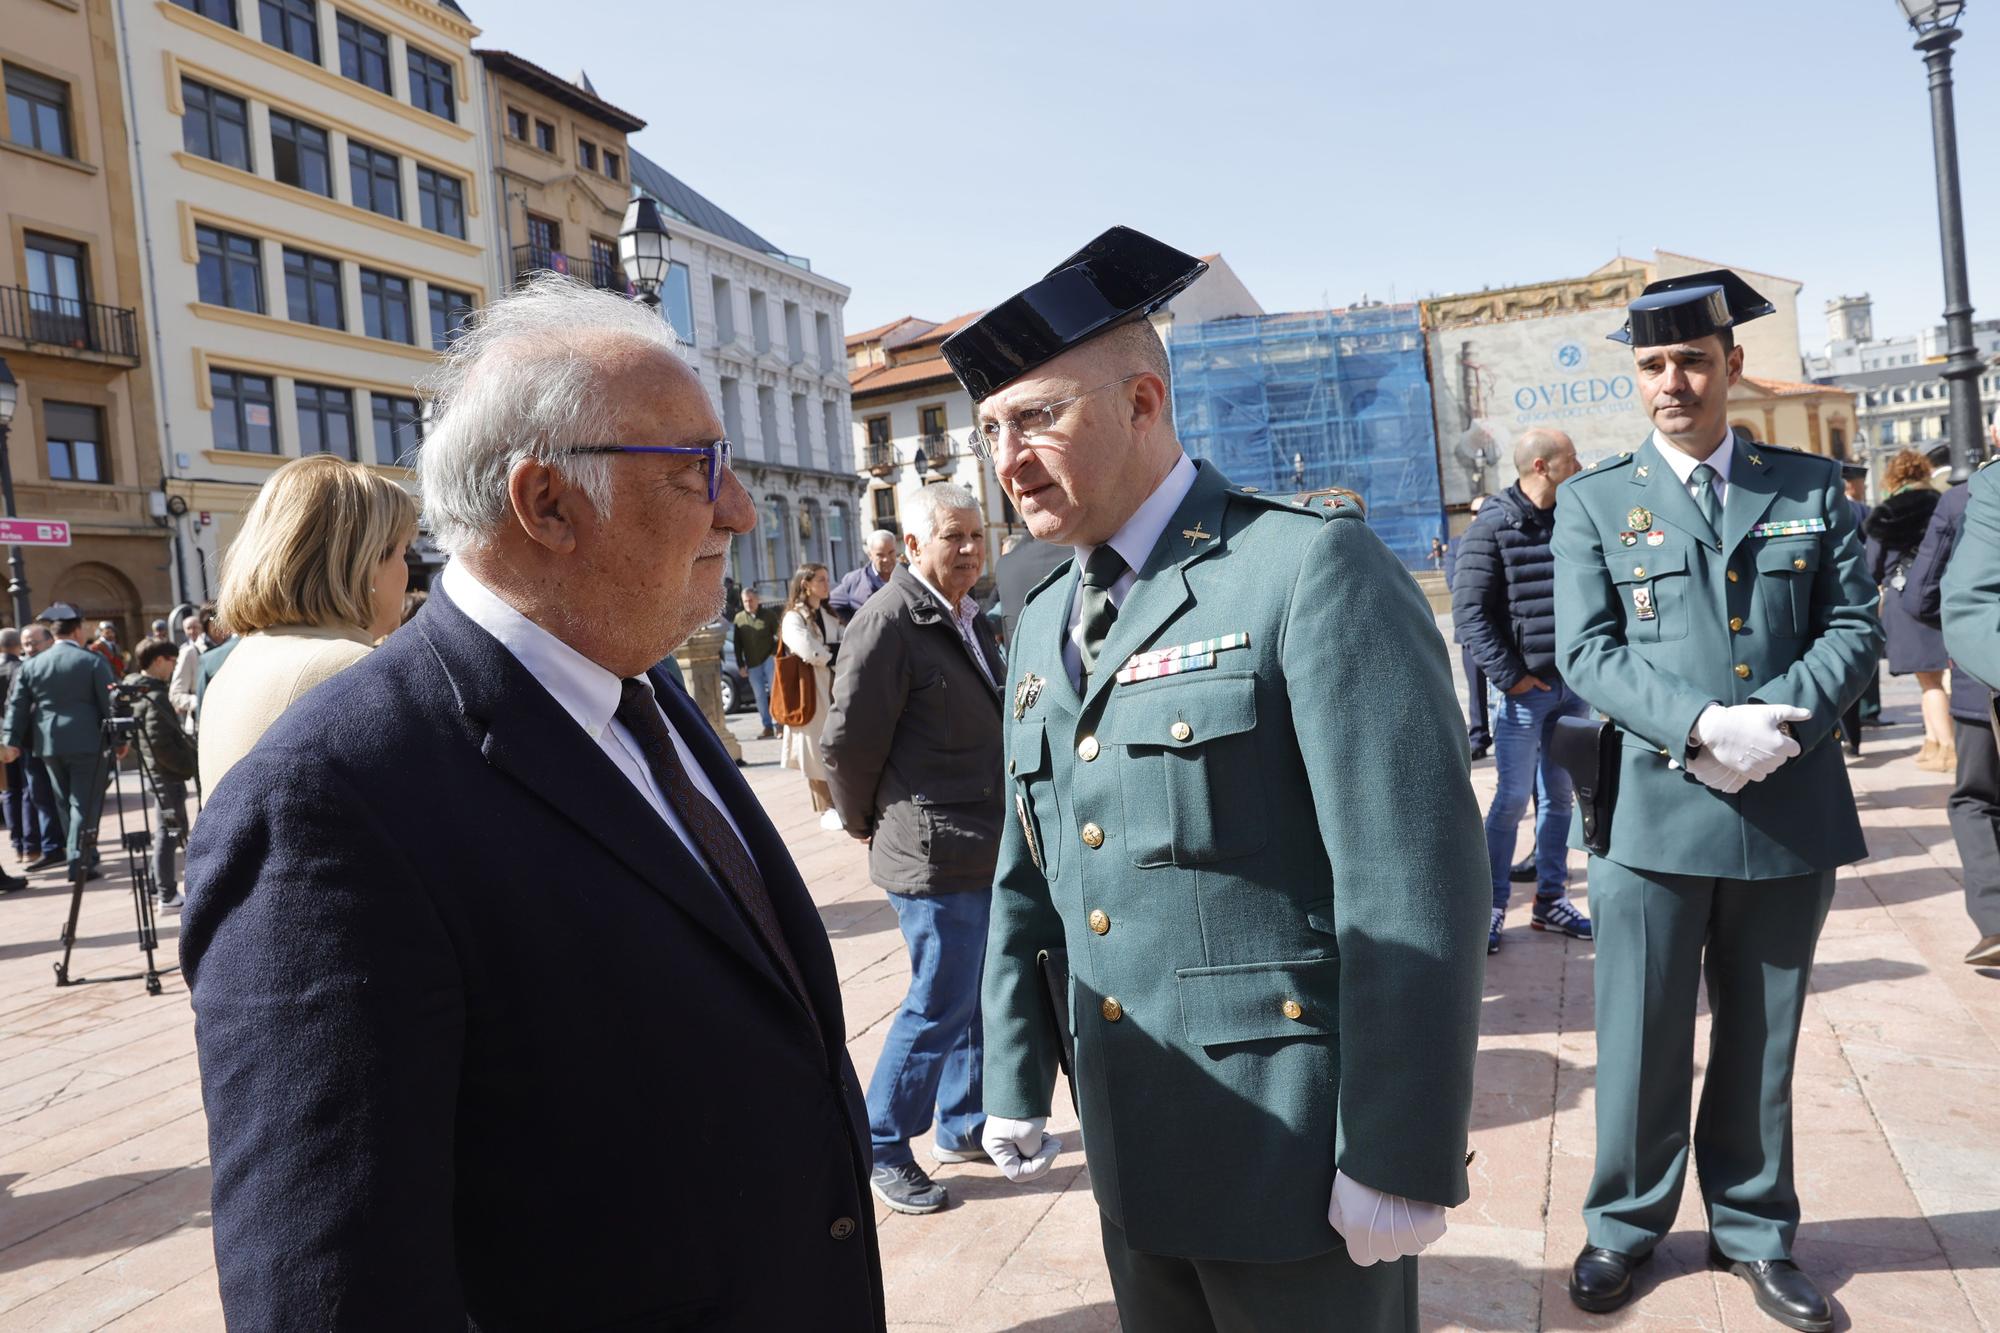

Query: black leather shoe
[[25, 852, 62, 871], [1509, 857, 1536, 883], [1569, 1244, 1650, 1313], [1709, 1247, 1832, 1332]]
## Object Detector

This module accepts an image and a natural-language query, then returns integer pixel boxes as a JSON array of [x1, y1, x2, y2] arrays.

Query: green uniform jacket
[[1551, 433, 1881, 878], [1942, 461, 2000, 691], [4, 643, 114, 756], [984, 461, 1489, 1264]]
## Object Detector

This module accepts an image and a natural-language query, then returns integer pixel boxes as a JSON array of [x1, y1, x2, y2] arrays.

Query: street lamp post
[[0, 358, 31, 627], [1898, 0, 1986, 479], [618, 196, 671, 309]]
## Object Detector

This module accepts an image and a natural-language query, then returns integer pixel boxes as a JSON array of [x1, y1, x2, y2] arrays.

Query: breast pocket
[[1755, 539, 1819, 638], [1099, 671, 1266, 868], [1010, 719, 1057, 880], [1607, 545, 1690, 644]]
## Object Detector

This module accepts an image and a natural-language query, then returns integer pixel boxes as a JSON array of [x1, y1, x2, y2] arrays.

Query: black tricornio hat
[[36, 602, 81, 623], [1608, 269, 1775, 348], [941, 226, 1208, 402], [1841, 462, 1869, 481]]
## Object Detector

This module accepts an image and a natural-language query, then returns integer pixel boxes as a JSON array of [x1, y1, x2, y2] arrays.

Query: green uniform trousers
[[1583, 859, 1837, 1261], [43, 750, 106, 870], [1099, 1211, 1416, 1332]]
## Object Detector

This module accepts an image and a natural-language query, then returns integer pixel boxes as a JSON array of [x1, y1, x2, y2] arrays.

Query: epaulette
[[1979, 455, 1999, 471], [1019, 555, 1075, 608], [1228, 484, 1360, 522], [1572, 450, 1636, 480]]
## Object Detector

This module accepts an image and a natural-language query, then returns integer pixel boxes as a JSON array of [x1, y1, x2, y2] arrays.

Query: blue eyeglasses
[[558, 439, 733, 503]]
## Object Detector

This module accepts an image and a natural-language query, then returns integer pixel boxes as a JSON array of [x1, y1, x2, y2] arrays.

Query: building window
[[24, 233, 90, 345], [662, 261, 694, 345], [865, 415, 890, 446], [919, 404, 947, 440], [783, 301, 803, 364], [871, 486, 899, 535], [43, 402, 106, 484], [195, 225, 264, 313], [757, 385, 779, 454], [711, 277, 734, 342], [749, 290, 770, 354], [348, 141, 401, 218], [270, 112, 332, 196], [259, 0, 320, 62], [603, 149, 620, 181], [5, 64, 74, 159], [296, 382, 355, 459], [1830, 424, 1847, 459], [211, 369, 276, 452], [719, 376, 743, 441], [827, 501, 850, 575], [762, 496, 793, 584], [505, 107, 527, 140], [406, 48, 454, 121], [791, 393, 812, 464], [182, 79, 250, 170], [533, 118, 554, 153], [428, 284, 472, 351], [823, 400, 840, 467], [170, 0, 238, 24], [372, 394, 421, 466], [335, 13, 390, 93], [523, 213, 559, 269], [815, 311, 833, 367], [359, 268, 412, 343], [416, 167, 465, 239], [586, 236, 621, 290], [282, 247, 341, 328], [577, 138, 597, 171]]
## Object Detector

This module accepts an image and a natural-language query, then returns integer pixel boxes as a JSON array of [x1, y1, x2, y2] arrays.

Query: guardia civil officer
[[946, 227, 1488, 1332], [1552, 272, 1881, 1331]]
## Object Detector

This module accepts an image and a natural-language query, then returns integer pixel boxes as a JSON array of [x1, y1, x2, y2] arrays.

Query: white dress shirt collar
[[1074, 453, 1198, 579], [1651, 425, 1735, 488], [441, 560, 629, 740]]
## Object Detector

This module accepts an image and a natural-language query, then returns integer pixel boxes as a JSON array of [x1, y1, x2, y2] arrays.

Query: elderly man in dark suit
[[181, 275, 885, 1331]]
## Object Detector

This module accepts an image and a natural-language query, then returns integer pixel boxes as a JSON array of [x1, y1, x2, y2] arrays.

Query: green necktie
[[1690, 462, 1721, 531], [1076, 545, 1128, 685]]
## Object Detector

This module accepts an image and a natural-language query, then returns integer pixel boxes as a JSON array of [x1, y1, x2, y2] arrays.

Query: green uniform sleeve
[[1945, 466, 2000, 690], [1281, 513, 1488, 1208], [980, 713, 1067, 1122]]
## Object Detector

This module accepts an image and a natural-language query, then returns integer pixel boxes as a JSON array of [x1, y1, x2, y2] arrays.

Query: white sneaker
[[819, 809, 844, 832]]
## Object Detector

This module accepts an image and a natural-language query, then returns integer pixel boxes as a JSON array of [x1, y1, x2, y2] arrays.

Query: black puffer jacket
[[1867, 484, 1948, 675], [1451, 483, 1558, 691]]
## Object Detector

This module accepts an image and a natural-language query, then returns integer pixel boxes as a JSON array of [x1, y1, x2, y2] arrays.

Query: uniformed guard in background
[[943, 226, 1489, 1332], [1553, 271, 1881, 1332], [1943, 460, 2000, 711]]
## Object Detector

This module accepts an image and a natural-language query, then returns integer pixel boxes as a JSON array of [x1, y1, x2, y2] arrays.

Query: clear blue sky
[[464, 0, 1998, 357]]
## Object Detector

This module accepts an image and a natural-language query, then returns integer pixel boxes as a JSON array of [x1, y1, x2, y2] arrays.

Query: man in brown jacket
[[822, 482, 1006, 1218]]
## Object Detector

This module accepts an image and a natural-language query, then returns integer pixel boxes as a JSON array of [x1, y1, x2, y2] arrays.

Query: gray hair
[[902, 483, 980, 544], [864, 528, 899, 553], [416, 274, 688, 556]]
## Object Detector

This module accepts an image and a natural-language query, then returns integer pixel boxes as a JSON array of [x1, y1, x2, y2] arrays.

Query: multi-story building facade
[[1, 0, 171, 635], [629, 150, 858, 596], [477, 51, 640, 298], [121, 0, 494, 597], [1807, 293, 2000, 378]]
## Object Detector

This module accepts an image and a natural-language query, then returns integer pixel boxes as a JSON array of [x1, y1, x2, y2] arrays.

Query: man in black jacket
[[1452, 429, 1593, 954], [125, 640, 197, 908], [821, 482, 1005, 1217]]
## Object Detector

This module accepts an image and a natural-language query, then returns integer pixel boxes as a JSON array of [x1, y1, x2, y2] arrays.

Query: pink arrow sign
[[0, 519, 72, 546]]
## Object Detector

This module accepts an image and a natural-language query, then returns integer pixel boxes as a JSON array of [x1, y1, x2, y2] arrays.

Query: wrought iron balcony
[[915, 432, 957, 472], [510, 245, 632, 294], [863, 440, 897, 476], [0, 285, 140, 362]]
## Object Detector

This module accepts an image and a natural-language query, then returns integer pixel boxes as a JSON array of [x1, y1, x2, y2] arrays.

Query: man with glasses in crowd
[[951, 227, 1488, 1331]]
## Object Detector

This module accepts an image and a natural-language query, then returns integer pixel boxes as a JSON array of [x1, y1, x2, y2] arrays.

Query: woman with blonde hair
[[198, 454, 419, 792], [778, 562, 840, 828], [1866, 448, 1952, 769]]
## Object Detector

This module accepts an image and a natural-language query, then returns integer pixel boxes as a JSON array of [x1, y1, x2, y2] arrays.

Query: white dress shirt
[[1061, 454, 1199, 688], [441, 561, 750, 862], [1651, 425, 1736, 513]]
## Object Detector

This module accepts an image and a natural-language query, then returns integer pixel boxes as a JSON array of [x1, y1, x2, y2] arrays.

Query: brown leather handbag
[[770, 631, 816, 728]]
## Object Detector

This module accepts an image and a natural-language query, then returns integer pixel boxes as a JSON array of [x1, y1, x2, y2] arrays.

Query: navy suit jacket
[[181, 586, 884, 1331]]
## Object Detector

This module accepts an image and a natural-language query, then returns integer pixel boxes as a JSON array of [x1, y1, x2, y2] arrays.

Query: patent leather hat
[[1609, 269, 1774, 348]]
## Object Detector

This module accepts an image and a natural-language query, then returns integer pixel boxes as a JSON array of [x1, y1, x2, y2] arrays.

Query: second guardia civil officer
[[1552, 271, 1880, 1331], [945, 227, 1489, 1331]]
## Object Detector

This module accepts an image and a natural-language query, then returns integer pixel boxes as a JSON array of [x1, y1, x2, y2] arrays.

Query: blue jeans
[[1485, 679, 1587, 911], [867, 889, 990, 1167], [25, 756, 65, 857], [747, 656, 775, 731]]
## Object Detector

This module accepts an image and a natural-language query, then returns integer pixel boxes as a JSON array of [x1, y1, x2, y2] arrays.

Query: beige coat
[[198, 625, 374, 794]]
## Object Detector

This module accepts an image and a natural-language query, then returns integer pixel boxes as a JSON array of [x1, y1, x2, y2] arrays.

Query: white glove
[[1686, 745, 1751, 794], [981, 1115, 1062, 1182], [1326, 1170, 1447, 1267], [1693, 703, 1809, 780]]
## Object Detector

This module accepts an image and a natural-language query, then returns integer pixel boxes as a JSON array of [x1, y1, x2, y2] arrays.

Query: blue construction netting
[[1169, 305, 1445, 569]]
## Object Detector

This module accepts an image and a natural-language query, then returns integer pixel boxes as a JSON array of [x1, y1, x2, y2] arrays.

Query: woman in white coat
[[779, 563, 841, 828]]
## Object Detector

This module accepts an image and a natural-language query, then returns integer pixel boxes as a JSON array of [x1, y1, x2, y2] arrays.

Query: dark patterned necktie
[[615, 679, 814, 1015], [1077, 545, 1129, 685]]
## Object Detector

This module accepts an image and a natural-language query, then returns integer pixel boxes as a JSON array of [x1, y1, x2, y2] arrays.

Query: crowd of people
[[0, 232, 1964, 1333]]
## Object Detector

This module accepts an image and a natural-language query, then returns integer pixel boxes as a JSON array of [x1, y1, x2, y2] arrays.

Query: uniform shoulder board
[[1230, 485, 1362, 522], [1980, 455, 2000, 471], [1751, 440, 1811, 458], [1574, 451, 1635, 479]]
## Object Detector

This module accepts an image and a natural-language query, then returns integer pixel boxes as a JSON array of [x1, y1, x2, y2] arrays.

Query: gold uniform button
[[1281, 999, 1305, 1021], [1729, 617, 1744, 632], [1793, 558, 1807, 571], [1077, 735, 1100, 762], [1170, 721, 1193, 742], [1633, 565, 1646, 578], [1735, 664, 1752, 679], [1088, 909, 1110, 935], [1081, 822, 1105, 849], [1101, 997, 1124, 1022], [1727, 569, 1740, 583]]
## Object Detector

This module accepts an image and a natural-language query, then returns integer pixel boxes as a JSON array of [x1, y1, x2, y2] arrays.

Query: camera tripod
[[51, 718, 183, 996]]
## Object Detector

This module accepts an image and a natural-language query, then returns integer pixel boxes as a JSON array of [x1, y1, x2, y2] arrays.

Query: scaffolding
[[1170, 305, 1444, 569]]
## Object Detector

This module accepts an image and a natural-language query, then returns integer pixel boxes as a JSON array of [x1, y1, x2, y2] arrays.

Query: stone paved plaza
[[0, 663, 1995, 1330]]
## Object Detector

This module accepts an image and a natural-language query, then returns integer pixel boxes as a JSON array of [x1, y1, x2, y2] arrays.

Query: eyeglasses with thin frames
[[556, 439, 733, 503], [966, 374, 1143, 464]]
